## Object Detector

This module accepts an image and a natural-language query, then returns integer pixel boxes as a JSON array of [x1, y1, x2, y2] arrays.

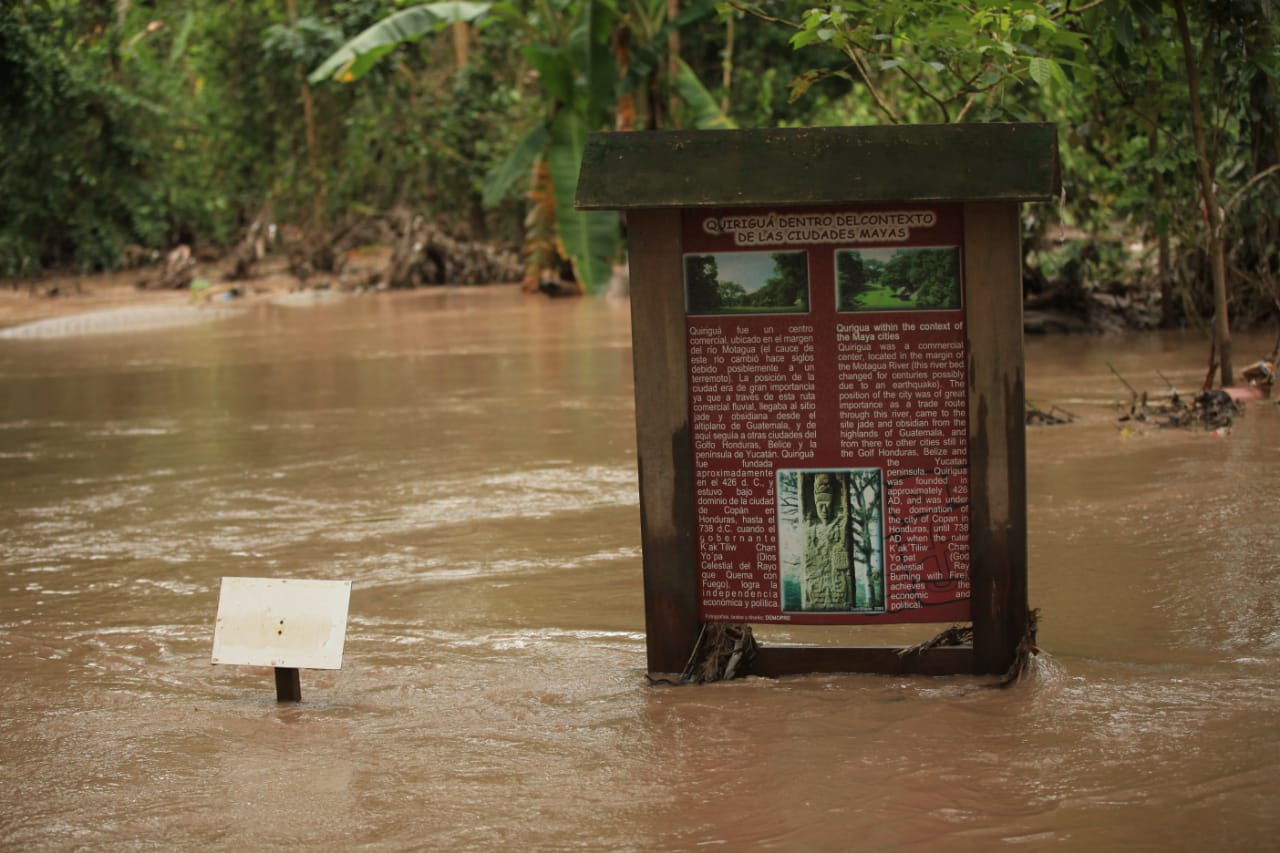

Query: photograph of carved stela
[[777, 469, 885, 613]]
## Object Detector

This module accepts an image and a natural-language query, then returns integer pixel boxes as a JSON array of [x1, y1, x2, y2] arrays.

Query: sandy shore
[[0, 263, 307, 334]]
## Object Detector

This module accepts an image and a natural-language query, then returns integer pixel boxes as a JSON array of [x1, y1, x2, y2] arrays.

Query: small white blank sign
[[211, 577, 351, 670]]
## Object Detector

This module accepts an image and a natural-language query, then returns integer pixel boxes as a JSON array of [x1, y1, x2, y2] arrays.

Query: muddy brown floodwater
[[1, 286, 1277, 850]]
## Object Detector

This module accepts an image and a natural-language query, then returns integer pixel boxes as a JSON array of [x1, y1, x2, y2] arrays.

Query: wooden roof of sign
[[576, 123, 1059, 209]]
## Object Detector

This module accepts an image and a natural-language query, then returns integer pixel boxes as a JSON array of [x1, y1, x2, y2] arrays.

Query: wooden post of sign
[[274, 667, 302, 702], [628, 208, 702, 674], [577, 125, 1056, 679], [963, 201, 1029, 674]]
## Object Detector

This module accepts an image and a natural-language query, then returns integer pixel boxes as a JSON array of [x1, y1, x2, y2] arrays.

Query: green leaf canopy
[[308, 2, 491, 84]]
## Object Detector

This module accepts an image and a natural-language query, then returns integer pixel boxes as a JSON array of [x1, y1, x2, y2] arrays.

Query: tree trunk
[[290, 0, 325, 234], [452, 22, 470, 71], [721, 12, 735, 116], [667, 0, 681, 127], [1174, 0, 1232, 386], [1149, 127, 1174, 328], [299, 81, 328, 236], [1246, 9, 1280, 309]]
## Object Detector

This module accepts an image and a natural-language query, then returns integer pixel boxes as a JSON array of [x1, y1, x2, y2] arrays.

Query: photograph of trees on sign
[[776, 468, 885, 613], [836, 246, 962, 312], [684, 251, 810, 315]]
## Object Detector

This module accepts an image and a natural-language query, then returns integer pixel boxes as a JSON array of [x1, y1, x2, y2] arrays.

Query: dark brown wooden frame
[[577, 125, 1058, 677]]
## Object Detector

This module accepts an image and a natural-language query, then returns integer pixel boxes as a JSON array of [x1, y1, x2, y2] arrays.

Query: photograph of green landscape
[[836, 246, 962, 312], [684, 251, 810, 316]]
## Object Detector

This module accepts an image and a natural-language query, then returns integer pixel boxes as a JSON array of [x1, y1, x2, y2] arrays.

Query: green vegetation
[[685, 251, 809, 314], [2, 0, 1277, 375], [838, 248, 961, 311]]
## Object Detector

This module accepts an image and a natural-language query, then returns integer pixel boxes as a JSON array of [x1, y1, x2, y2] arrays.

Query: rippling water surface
[[1, 288, 1277, 850]]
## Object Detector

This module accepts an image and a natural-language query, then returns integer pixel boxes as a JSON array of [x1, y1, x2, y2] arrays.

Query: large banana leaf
[[578, 0, 618, 130], [673, 57, 737, 130], [482, 122, 551, 208], [548, 110, 618, 293], [522, 44, 576, 104], [308, 2, 491, 84]]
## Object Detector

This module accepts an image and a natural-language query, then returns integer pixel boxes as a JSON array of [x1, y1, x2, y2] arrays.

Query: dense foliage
[[2, 0, 1277, 358], [685, 253, 721, 311], [881, 248, 962, 310], [686, 251, 809, 313], [753, 251, 811, 311], [838, 248, 961, 310], [1, 1, 530, 274]]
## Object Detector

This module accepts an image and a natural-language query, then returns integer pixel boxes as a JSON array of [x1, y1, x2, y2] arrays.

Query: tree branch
[[895, 63, 952, 123], [725, 1, 799, 30], [841, 42, 902, 124], [954, 92, 978, 122], [1053, 0, 1107, 18], [1223, 164, 1280, 218]]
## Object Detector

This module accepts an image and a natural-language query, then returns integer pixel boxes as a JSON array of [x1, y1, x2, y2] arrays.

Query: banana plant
[[478, 0, 621, 292], [310, 0, 619, 291], [311, 0, 729, 293], [307, 2, 492, 83], [480, 0, 729, 290]]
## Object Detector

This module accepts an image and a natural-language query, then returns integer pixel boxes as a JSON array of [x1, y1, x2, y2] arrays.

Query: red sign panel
[[684, 204, 971, 625]]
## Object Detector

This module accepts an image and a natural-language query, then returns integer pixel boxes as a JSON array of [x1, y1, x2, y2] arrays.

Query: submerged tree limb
[[894, 609, 1041, 687], [648, 622, 759, 685]]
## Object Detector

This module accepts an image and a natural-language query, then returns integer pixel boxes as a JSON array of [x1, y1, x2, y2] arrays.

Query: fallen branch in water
[[1026, 401, 1076, 425], [1118, 385, 1241, 430], [999, 608, 1041, 687], [648, 622, 758, 685], [896, 624, 973, 657], [894, 611, 1040, 688]]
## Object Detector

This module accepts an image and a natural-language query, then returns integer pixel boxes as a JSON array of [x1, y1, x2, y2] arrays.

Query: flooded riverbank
[[1, 287, 1277, 849]]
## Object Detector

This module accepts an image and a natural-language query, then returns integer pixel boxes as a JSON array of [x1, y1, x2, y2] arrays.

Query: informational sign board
[[211, 577, 351, 670], [683, 204, 970, 625], [576, 124, 1057, 676]]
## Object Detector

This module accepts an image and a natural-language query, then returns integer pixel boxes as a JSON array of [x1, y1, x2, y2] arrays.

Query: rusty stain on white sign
[[211, 577, 351, 670]]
